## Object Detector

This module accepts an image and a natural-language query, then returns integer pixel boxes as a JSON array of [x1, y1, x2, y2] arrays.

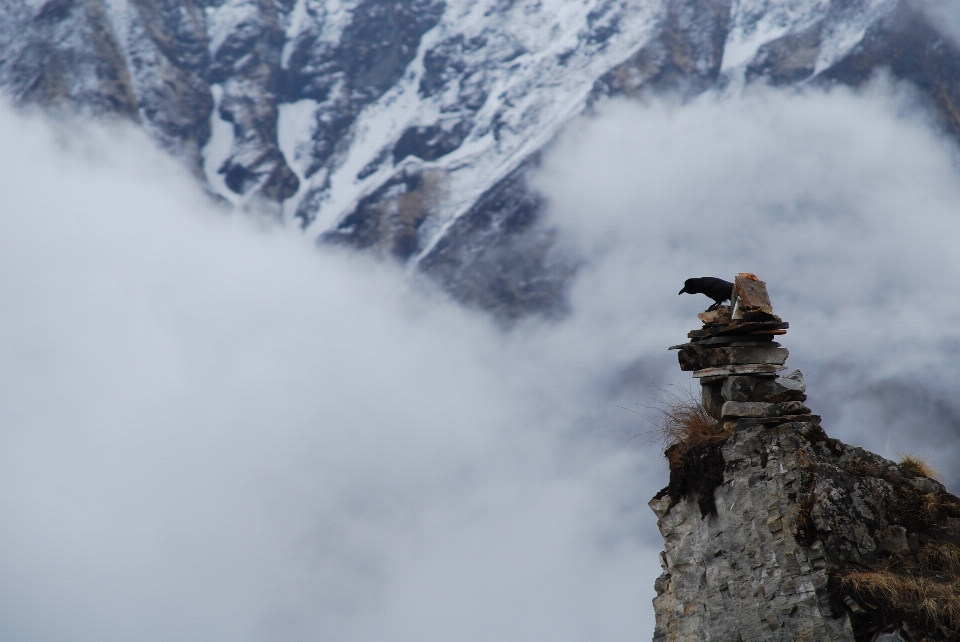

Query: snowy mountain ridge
[[2, 0, 958, 317]]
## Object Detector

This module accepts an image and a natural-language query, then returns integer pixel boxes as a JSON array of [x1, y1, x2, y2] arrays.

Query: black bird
[[679, 277, 734, 311]]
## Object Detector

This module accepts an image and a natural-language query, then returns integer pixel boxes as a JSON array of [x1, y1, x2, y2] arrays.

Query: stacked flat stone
[[669, 274, 816, 428], [653, 274, 851, 641]]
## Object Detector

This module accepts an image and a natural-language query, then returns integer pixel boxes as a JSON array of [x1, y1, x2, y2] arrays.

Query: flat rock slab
[[721, 400, 811, 419], [668, 336, 779, 349], [754, 413, 820, 425], [722, 401, 775, 418], [722, 415, 821, 431], [693, 364, 786, 380], [722, 375, 774, 402], [697, 307, 732, 324], [678, 345, 789, 371], [688, 320, 789, 339], [775, 370, 806, 393]]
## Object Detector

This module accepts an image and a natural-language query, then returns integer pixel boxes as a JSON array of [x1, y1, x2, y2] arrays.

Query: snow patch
[[303, 0, 663, 250], [722, 0, 829, 73], [277, 98, 319, 221], [814, 0, 899, 75], [202, 85, 240, 207]]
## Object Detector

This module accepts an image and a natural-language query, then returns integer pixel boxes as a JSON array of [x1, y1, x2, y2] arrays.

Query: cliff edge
[[651, 275, 960, 642]]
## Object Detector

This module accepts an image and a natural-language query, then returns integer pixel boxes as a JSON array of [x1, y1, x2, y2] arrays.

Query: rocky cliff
[[652, 275, 960, 642], [3, 0, 960, 318]]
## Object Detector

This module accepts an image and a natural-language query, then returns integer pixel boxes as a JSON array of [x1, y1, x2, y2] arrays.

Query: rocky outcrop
[[653, 275, 960, 642]]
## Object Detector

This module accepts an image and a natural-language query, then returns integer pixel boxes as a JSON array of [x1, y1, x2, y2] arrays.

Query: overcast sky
[[2, 75, 959, 641]]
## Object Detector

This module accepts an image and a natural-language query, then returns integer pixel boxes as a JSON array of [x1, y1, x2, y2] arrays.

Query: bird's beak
[[678, 288, 686, 295]]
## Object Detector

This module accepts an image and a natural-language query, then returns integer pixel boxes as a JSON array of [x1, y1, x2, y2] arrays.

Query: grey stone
[[701, 381, 724, 419], [722, 375, 776, 402], [722, 401, 775, 418], [721, 401, 810, 419], [874, 628, 909, 642], [650, 496, 672, 520], [687, 320, 789, 340], [678, 345, 789, 371], [910, 476, 943, 495], [764, 371, 807, 402], [879, 526, 910, 554], [668, 336, 781, 349], [775, 370, 806, 393], [693, 364, 786, 380], [651, 423, 856, 642], [722, 375, 754, 401]]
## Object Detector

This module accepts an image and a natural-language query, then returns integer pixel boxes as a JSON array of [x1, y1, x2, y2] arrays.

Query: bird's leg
[[706, 302, 720, 312]]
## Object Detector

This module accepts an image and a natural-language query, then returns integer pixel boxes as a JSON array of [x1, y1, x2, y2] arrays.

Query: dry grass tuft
[[841, 570, 960, 632], [918, 542, 960, 577], [644, 387, 731, 517], [898, 453, 940, 479], [651, 387, 729, 467]]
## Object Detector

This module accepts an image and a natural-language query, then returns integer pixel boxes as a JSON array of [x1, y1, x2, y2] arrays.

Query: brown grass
[[840, 541, 960, 636], [840, 569, 960, 632], [651, 387, 729, 467], [648, 387, 731, 517], [918, 542, 960, 577], [898, 452, 940, 479]]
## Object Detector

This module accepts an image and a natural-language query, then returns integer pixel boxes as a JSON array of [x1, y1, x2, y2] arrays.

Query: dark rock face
[[392, 120, 472, 164], [817, 1, 960, 140], [283, 0, 445, 207], [126, 0, 212, 165], [417, 161, 576, 320], [209, 0, 297, 201], [418, 33, 490, 109], [0, 0, 139, 117], [591, 0, 732, 100], [322, 169, 437, 260], [0, 0, 213, 170], [286, 0, 446, 102], [746, 23, 824, 85], [652, 420, 858, 642], [653, 412, 960, 641]]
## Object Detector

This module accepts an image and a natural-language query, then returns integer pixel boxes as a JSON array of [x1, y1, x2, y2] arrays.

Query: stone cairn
[[674, 273, 809, 430], [650, 274, 960, 642]]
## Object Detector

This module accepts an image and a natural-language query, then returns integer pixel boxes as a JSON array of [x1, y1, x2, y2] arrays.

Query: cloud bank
[[2, 76, 960, 642], [916, 0, 960, 46], [536, 80, 960, 487], [0, 103, 659, 642]]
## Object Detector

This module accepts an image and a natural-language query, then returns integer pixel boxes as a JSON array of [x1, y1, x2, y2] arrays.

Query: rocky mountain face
[[652, 276, 960, 641], [2, 0, 959, 317]]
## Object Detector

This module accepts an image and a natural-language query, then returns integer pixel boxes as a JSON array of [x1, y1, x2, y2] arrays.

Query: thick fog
[[918, 0, 960, 45], [2, 77, 959, 642], [0, 103, 659, 642]]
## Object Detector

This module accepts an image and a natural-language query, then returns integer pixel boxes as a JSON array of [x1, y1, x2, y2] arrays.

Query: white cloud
[[535, 79, 960, 485], [3, 74, 960, 642], [0, 103, 659, 642], [915, 0, 960, 46]]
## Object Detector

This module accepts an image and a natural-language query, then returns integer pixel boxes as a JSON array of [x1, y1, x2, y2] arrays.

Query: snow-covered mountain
[[2, 0, 958, 317]]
